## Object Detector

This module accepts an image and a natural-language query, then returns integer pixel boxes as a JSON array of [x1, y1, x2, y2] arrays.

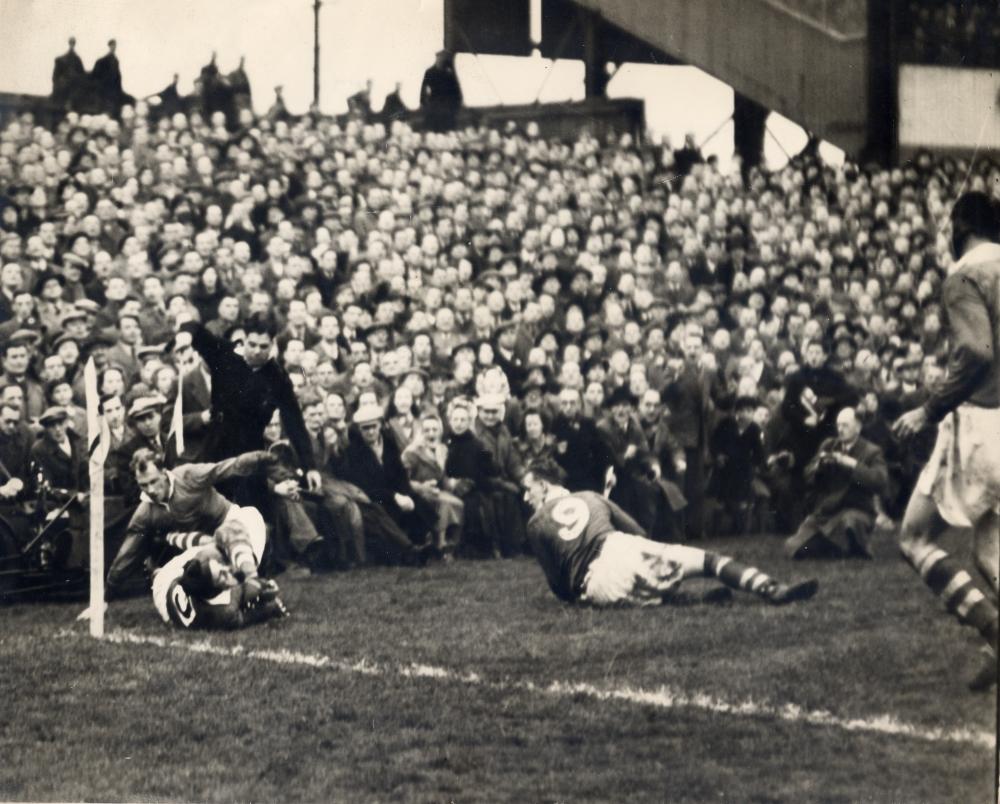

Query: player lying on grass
[[81, 447, 287, 628], [103, 447, 279, 599], [523, 457, 818, 607], [151, 526, 288, 630]]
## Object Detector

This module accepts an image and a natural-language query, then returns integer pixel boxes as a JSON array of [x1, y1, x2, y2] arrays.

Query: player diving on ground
[[523, 457, 818, 608]]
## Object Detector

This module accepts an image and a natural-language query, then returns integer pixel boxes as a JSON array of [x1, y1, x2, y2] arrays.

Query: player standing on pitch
[[893, 191, 1000, 691], [523, 457, 818, 608]]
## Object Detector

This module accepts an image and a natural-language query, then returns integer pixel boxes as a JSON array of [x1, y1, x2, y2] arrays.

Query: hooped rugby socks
[[907, 544, 999, 646], [703, 551, 775, 596]]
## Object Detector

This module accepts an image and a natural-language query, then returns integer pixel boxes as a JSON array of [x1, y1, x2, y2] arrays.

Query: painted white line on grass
[[65, 629, 995, 750]]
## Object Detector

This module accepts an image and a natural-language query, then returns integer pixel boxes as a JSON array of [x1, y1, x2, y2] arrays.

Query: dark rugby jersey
[[527, 491, 645, 601], [925, 243, 1000, 422]]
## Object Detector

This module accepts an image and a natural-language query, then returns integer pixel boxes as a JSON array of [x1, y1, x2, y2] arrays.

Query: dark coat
[[804, 435, 888, 519], [709, 417, 764, 503], [550, 413, 606, 493], [343, 427, 433, 540], [662, 361, 718, 451], [780, 364, 858, 466], [30, 431, 87, 494], [183, 322, 314, 469], [445, 430, 500, 490], [0, 424, 34, 497], [785, 435, 889, 559], [177, 366, 212, 462]]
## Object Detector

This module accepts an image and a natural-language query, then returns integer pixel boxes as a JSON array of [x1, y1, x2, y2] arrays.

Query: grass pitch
[[1, 532, 996, 803]]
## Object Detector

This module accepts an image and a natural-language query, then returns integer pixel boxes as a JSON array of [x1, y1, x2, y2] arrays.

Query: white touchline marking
[[61, 629, 995, 749]]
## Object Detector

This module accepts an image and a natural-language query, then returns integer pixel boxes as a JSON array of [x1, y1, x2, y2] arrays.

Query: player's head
[[180, 552, 238, 599], [130, 448, 169, 503], [523, 457, 567, 510], [950, 192, 1000, 260], [243, 313, 276, 369]]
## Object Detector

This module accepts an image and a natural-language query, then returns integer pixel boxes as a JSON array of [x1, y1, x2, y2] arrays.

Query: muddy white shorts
[[581, 531, 687, 606], [916, 405, 1000, 528]]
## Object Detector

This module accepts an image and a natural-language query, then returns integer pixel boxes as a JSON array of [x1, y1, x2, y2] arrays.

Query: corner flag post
[[84, 358, 110, 637]]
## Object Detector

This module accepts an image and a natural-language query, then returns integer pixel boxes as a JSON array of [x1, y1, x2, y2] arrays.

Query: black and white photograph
[[0, 0, 998, 800]]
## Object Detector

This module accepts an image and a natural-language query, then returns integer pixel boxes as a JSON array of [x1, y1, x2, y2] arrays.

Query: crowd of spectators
[[0, 72, 998, 579], [899, 0, 1000, 68]]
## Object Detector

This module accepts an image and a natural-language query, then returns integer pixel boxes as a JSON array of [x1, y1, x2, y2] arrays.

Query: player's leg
[[216, 506, 267, 578], [968, 509, 999, 690], [899, 490, 998, 649], [659, 544, 818, 605], [972, 508, 999, 598]]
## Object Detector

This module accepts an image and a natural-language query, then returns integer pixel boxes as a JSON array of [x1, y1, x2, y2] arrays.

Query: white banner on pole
[[84, 357, 109, 638]]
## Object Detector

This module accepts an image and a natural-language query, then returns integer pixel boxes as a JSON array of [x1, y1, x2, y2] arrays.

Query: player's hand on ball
[[242, 576, 264, 605], [394, 493, 415, 512]]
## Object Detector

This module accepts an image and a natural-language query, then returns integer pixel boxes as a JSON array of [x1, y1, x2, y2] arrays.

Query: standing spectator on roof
[[420, 50, 463, 132]]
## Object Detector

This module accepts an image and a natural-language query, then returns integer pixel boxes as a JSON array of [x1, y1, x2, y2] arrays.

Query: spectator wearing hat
[[60, 253, 90, 303], [34, 270, 71, 337], [164, 337, 213, 464], [785, 407, 888, 559], [596, 386, 663, 536], [59, 306, 91, 346], [1, 341, 45, 423], [31, 405, 89, 566], [474, 391, 527, 556], [45, 377, 86, 438], [709, 396, 766, 535], [121, 395, 177, 482], [343, 401, 435, 563], [32, 406, 86, 499]]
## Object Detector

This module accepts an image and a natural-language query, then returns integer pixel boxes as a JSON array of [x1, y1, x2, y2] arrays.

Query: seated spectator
[[473, 391, 527, 557], [785, 407, 889, 559], [444, 397, 503, 558], [343, 402, 435, 563], [708, 396, 765, 534], [401, 410, 464, 554], [514, 409, 555, 466]]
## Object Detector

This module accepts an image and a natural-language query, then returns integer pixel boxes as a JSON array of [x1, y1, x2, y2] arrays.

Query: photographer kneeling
[[785, 407, 889, 559]]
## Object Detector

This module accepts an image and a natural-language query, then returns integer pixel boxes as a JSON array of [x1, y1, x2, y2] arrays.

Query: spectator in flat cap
[[342, 401, 436, 563], [31, 406, 87, 533]]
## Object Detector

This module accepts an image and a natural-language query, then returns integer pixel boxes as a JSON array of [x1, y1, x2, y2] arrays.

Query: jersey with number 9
[[527, 491, 642, 601]]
